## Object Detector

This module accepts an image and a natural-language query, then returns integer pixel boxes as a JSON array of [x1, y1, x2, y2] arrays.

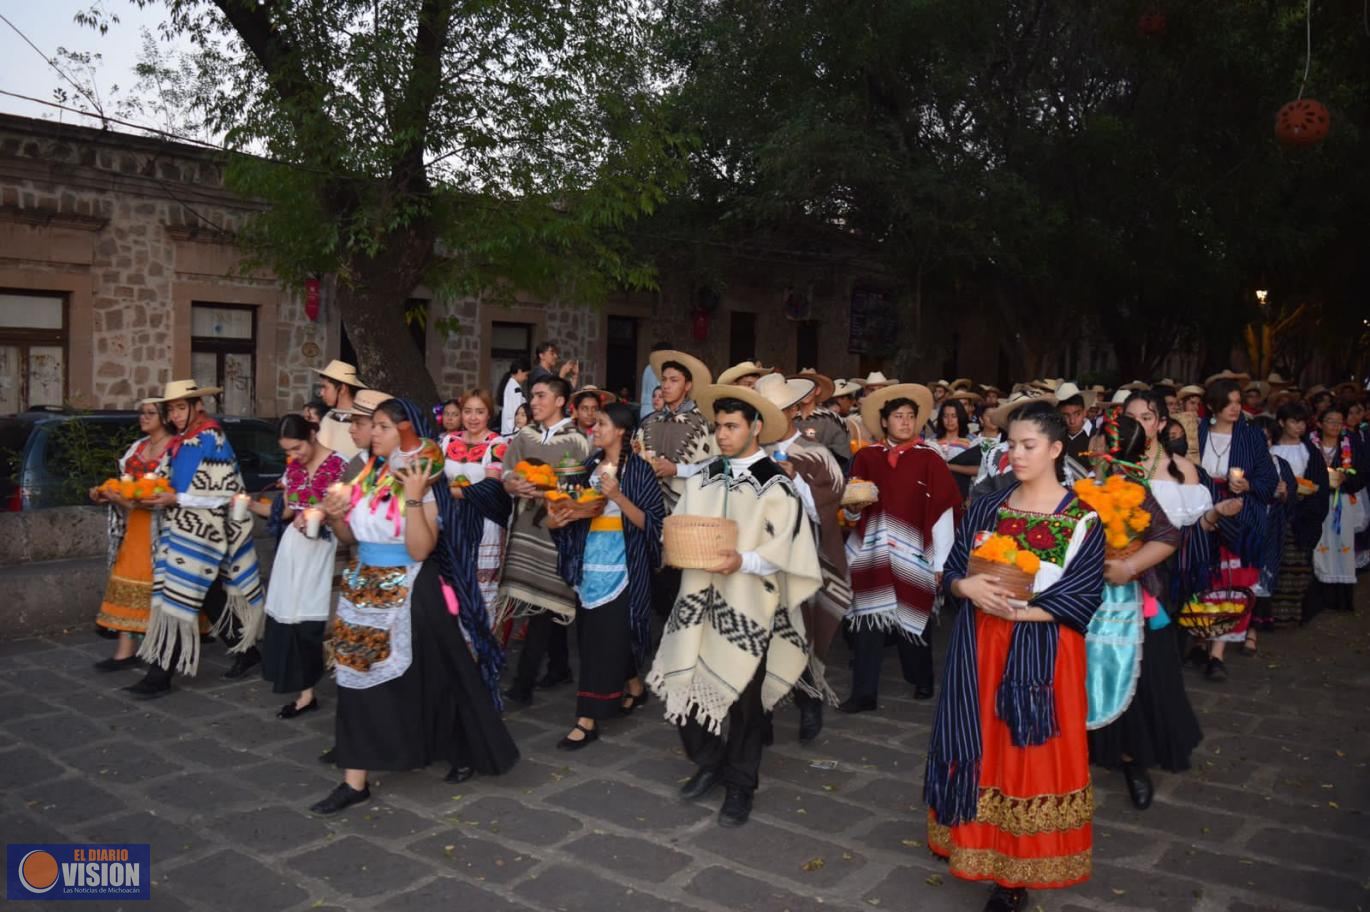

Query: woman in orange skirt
[[925, 400, 1105, 912], [90, 401, 175, 671]]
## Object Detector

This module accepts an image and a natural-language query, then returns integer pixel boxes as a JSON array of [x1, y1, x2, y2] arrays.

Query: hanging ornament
[[1275, 99, 1331, 145], [691, 309, 710, 341], [1275, 0, 1330, 146], [1137, 10, 1167, 37]]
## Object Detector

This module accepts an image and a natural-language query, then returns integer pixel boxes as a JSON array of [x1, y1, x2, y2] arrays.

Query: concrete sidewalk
[[2, 589, 1368, 912]]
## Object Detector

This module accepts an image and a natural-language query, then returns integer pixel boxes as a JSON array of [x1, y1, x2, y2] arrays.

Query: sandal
[[1242, 634, 1258, 656], [619, 689, 650, 715], [557, 722, 599, 751]]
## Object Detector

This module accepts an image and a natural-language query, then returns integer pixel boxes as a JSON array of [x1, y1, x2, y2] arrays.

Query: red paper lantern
[[1275, 99, 1331, 146], [691, 309, 709, 341], [304, 278, 321, 321], [1137, 11, 1166, 36]]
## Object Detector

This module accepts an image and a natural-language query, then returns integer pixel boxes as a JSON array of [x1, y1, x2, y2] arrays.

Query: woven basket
[[1176, 588, 1252, 638], [663, 515, 739, 570], [967, 554, 1036, 602], [841, 480, 879, 508]]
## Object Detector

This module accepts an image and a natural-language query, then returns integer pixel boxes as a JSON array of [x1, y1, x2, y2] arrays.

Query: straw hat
[[950, 389, 983, 404], [795, 368, 835, 403], [856, 371, 897, 389], [1205, 370, 1250, 386], [980, 384, 1004, 397], [860, 383, 934, 440], [570, 385, 618, 407], [1118, 380, 1150, 392], [345, 389, 393, 418], [717, 360, 777, 386], [831, 378, 863, 399], [950, 377, 975, 392], [148, 378, 222, 403], [1266, 372, 1292, 388], [1333, 380, 1363, 400], [649, 350, 713, 389], [1155, 378, 1180, 389], [1054, 382, 1085, 403], [693, 383, 789, 445], [1305, 384, 1330, 399], [984, 387, 1059, 429], [930, 379, 951, 391], [1243, 380, 1271, 399], [1110, 389, 1132, 405], [754, 372, 817, 412], [1176, 384, 1204, 400], [313, 359, 366, 388]]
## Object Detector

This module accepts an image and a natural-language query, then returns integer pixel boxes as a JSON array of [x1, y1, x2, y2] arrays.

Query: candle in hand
[[230, 493, 250, 521], [303, 507, 325, 539], [1228, 467, 1245, 484]]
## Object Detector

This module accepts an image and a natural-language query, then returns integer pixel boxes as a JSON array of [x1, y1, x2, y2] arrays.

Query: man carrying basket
[[647, 384, 822, 828]]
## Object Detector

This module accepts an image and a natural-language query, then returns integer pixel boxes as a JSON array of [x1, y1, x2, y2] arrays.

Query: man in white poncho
[[647, 385, 822, 828]]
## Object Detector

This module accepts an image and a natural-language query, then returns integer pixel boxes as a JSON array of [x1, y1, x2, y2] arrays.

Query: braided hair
[[392, 398, 507, 706], [600, 402, 638, 479], [1123, 390, 1185, 483]]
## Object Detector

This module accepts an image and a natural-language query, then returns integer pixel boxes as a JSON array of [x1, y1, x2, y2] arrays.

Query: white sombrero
[[313, 359, 366, 388], [860, 383, 935, 440], [649, 350, 713, 389], [148, 379, 222, 403], [693, 382, 789, 445]]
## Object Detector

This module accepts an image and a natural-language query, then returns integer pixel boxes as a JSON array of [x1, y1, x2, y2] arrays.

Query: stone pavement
[[2, 590, 1368, 912]]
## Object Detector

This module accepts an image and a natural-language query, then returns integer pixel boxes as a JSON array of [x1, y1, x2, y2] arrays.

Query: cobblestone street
[[2, 589, 1367, 912]]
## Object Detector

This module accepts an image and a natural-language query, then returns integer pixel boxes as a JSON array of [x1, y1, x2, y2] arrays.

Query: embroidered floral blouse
[[283, 453, 347, 511]]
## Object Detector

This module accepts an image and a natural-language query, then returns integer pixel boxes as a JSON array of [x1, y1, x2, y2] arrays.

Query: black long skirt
[[261, 617, 326, 694], [1270, 529, 1312, 626], [575, 589, 636, 720], [1088, 620, 1203, 773], [334, 563, 520, 775]]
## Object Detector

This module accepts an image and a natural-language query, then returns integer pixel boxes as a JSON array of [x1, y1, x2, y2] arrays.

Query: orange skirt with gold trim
[[96, 510, 155, 634], [928, 612, 1093, 890]]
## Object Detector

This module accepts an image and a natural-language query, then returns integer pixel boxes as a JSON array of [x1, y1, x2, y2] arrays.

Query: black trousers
[[144, 579, 251, 683], [848, 622, 934, 701], [575, 591, 636, 720], [651, 567, 682, 618], [512, 612, 570, 692], [679, 664, 767, 792]]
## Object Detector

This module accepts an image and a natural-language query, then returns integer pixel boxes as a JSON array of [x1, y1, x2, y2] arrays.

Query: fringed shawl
[[552, 451, 665, 664], [924, 482, 1104, 827], [1199, 419, 1278, 568], [142, 421, 264, 676]]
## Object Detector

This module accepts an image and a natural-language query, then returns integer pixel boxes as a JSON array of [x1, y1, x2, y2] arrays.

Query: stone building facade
[[0, 112, 892, 418]]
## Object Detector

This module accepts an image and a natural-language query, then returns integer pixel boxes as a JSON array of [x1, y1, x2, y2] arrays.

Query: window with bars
[[190, 303, 257, 416], [0, 291, 67, 413]]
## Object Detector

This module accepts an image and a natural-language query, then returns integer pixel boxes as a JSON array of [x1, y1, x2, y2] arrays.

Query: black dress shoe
[[913, 686, 935, 700], [619, 689, 649, 715], [718, 786, 753, 827], [445, 765, 475, 783], [94, 655, 142, 672], [222, 647, 261, 680], [123, 677, 172, 700], [556, 723, 599, 751], [1204, 657, 1228, 683], [837, 696, 877, 714], [797, 702, 823, 744], [95, 625, 120, 640], [1185, 644, 1209, 668], [502, 686, 533, 707], [277, 698, 319, 719], [1122, 762, 1154, 810], [679, 767, 720, 801], [536, 669, 573, 689], [309, 782, 370, 815], [318, 746, 337, 765], [984, 885, 1028, 912]]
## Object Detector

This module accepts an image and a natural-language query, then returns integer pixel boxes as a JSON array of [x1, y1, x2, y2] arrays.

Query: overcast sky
[[0, 2, 186, 131]]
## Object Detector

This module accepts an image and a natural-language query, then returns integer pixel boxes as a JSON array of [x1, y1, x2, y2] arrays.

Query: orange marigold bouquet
[[967, 532, 1039, 601], [1071, 474, 1150, 556], [970, 533, 1042, 575], [100, 474, 170, 500]]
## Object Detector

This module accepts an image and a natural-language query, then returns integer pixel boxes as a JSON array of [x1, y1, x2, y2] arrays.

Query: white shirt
[[537, 416, 574, 445], [771, 432, 820, 526], [500, 379, 526, 436], [719, 449, 783, 577], [1271, 442, 1309, 479], [1202, 431, 1233, 478]]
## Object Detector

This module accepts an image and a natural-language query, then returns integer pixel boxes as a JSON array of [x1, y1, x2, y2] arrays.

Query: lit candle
[[230, 493, 250, 522], [1227, 467, 1245, 484], [303, 507, 325, 539]]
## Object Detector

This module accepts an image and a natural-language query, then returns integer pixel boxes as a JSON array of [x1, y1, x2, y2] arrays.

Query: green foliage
[[47, 416, 140, 507]]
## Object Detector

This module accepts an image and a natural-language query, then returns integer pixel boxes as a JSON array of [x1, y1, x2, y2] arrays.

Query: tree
[[86, 0, 686, 401]]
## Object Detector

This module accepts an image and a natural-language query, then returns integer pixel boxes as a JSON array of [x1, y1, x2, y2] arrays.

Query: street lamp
[[1255, 289, 1269, 305]]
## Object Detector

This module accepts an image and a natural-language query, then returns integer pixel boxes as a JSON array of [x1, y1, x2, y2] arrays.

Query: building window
[[191, 303, 256, 416], [490, 321, 533, 390], [795, 321, 819, 372], [729, 311, 756, 366], [0, 291, 67, 413], [605, 316, 638, 400]]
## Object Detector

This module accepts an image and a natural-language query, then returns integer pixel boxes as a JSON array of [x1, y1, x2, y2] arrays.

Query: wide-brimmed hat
[[979, 384, 1004, 397], [1244, 380, 1271, 399], [930, 378, 952, 391], [1054, 382, 1085, 403], [345, 388, 393, 418], [794, 368, 835, 403], [570, 385, 618, 407], [856, 371, 898, 389], [950, 389, 983, 404], [148, 379, 222, 403], [1118, 380, 1150, 392], [831, 378, 863, 399], [649, 350, 713, 389], [1305, 384, 1329, 399], [693, 383, 789, 445], [985, 387, 1059, 429], [1176, 384, 1204, 400], [717, 361, 777, 386], [1266, 372, 1292, 388], [1333, 380, 1363, 400], [1205, 370, 1250, 386], [754, 373, 816, 412], [1154, 378, 1180, 389], [1110, 389, 1132, 405], [860, 383, 934, 440], [950, 377, 975, 392], [313, 359, 365, 388]]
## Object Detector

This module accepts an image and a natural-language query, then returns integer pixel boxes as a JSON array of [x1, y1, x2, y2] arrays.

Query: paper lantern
[[691, 309, 709, 341], [304, 277, 321, 321], [1137, 11, 1166, 36], [1275, 99, 1330, 146]]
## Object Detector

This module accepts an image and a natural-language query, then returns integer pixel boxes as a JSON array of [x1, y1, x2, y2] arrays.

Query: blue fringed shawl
[[923, 482, 1105, 827]]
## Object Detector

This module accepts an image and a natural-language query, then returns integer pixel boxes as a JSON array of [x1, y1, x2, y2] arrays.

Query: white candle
[[303, 507, 324, 539], [1228, 467, 1245, 484], [328, 482, 353, 501], [230, 493, 250, 522]]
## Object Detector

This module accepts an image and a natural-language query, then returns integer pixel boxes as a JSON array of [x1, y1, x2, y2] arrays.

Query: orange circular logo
[[19, 850, 59, 893]]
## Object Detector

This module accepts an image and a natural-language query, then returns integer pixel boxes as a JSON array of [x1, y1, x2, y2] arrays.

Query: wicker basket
[[663, 515, 739, 570], [966, 554, 1036, 602], [841, 480, 879, 508], [1175, 588, 1252, 638]]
